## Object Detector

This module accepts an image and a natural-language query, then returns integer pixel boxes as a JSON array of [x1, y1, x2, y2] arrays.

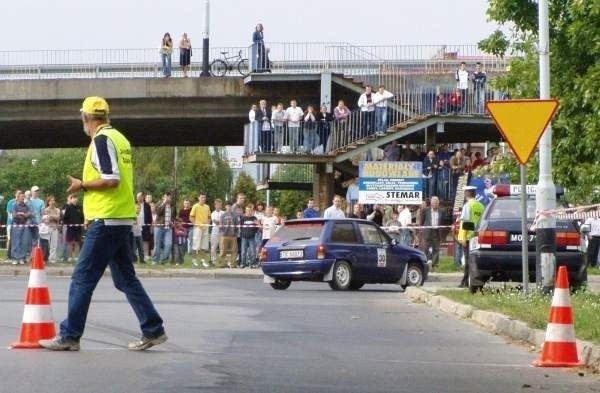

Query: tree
[[478, 0, 600, 202], [267, 164, 313, 218], [232, 172, 258, 204]]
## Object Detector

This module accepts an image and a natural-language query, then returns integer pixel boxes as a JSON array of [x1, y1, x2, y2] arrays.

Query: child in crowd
[[38, 215, 51, 262], [172, 218, 187, 265]]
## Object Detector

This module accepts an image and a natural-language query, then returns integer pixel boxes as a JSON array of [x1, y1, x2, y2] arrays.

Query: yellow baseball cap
[[80, 96, 110, 116]]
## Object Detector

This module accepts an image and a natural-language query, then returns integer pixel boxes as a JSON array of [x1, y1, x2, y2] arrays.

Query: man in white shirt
[[357, 85, 375, 139], [398, 205, 413, 246], [455, 62, 469, 113], [323, 195, 346, 219], [285, 100, 303, 153], [373, 85, 394, 134], [210, 199, 224, 267]]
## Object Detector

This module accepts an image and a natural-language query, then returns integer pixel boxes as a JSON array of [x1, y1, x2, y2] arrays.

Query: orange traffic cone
[[11, 246, 56, 349], [533, 265, 580, 367]]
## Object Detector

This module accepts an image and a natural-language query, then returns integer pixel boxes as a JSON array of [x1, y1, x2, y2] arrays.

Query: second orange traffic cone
[[533, 265, 580, 367], [11, 246, 57, 349]]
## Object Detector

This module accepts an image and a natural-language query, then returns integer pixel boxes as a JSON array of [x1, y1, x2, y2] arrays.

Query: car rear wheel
[[468, 269, 483, 294], [406, 263, 425, 286], [348, 281, 364, 291], [270, 279, 291, 290], [329, 261, 352, 290]]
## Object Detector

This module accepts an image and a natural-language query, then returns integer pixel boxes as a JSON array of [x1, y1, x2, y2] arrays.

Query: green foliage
[[232, 172, 258, 204], [267, 164, 314, 218], [480, 0, 600, 203], [0, 146, 233, 212], [0, 149, 85, 205], [134, 146, 233, 205]]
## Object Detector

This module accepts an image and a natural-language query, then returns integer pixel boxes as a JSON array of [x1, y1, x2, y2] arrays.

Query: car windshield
[[487, 199, 537, 220], [271, 222, 324, 242]]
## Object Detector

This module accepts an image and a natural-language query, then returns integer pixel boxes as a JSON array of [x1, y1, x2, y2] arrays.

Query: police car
[[467, 184, 587, 293], [260, 218, 428, 291]]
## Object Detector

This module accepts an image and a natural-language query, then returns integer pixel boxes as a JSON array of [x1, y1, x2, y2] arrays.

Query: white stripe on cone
[[544, 323, 576, 343], [22, 305, 54, 323], [551, 288, 572, 307], [27, 270, 48, 288]]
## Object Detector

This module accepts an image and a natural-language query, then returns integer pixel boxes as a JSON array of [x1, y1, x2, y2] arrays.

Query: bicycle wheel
[[237, 58, 250, 77], [210, 59, 227, 77]]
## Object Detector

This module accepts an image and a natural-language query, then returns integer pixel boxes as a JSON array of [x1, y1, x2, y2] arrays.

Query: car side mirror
[[580, 224, 591, 235], [390, 238, 398, 246]]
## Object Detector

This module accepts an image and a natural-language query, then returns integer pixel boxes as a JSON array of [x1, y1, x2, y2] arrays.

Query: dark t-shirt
[[240, 215, 258, 238]]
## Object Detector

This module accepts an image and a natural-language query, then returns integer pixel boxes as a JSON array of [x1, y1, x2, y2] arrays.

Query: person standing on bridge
[[160, 32, 173, 77], [252, 23, 266, 72], [179, 32, 192, 77], [39, 96, 167, 351]]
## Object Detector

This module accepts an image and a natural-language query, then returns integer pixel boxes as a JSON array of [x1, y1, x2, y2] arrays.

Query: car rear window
[[271, 222, 324, 242], [487, 198, 537, 220]]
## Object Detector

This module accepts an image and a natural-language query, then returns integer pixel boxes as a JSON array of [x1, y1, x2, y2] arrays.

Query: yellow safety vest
[[82, 126, 135, 220], [457, 198, 485, 242]]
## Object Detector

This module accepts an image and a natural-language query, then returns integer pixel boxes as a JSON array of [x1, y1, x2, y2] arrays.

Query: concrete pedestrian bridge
[[0, 43, 507, 150]]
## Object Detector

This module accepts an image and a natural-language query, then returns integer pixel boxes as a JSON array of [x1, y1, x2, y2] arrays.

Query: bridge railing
[[243, 85, 500, 157], [0, 42, 510, 80]]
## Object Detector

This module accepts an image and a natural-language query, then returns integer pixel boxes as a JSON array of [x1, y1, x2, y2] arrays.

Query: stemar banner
[[358, 161, 423, 205]]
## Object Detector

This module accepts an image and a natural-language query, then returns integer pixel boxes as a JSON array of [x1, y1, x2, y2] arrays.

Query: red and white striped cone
[[11, 246, 57, 349], [533, 265, 581, 367]]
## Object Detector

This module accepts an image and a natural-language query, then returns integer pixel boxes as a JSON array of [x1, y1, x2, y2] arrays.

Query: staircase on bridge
[[242, 44, 503, 195]]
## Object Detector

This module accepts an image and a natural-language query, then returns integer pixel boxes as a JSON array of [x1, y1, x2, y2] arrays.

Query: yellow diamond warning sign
[[486, 99, 559, 164]]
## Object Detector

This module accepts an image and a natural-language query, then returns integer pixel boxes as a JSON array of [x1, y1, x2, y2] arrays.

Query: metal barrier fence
[[0, 42, 510, 80]]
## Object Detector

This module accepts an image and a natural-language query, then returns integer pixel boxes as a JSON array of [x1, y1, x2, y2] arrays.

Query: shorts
[[192, 225, 209, 251]]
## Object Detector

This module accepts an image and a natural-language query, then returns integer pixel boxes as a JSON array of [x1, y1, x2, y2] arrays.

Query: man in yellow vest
[[458, 186, 485, 288], [40, 97, 167, 351]]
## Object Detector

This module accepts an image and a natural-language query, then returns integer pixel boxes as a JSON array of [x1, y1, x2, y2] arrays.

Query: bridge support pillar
[[425, 125, 439, 148], [314, 163, 333, 213], [320, 72, 332, 111]]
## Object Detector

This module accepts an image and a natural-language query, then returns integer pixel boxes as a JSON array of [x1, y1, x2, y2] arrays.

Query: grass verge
[[438, 287, 600, 344]]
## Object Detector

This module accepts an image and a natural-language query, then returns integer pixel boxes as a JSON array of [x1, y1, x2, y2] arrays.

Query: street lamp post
[[535, 0, 557, 291], [200, 0, 210, 77]]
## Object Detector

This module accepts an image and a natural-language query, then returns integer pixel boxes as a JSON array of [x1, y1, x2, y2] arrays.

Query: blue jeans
[[302, 127, 317, 153], [10, 226, 30, 260], [152, 226, 172, 263], [161, 53, 171, 77], [474, 88, 486, 114], [288, 126, 300, 152], [241, 236, 257, 267], [375, 107, 388, 132], [59, 221, 164, 340]]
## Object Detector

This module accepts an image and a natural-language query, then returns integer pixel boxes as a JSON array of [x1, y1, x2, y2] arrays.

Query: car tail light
[[556, 232, 580, 248], [478, 230, 508, 245], [317, 245, 326, 259], [259, 247, 267, 262]]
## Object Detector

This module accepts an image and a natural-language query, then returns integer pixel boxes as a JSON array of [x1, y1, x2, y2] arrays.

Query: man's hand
[[67, 175, 83, 194]]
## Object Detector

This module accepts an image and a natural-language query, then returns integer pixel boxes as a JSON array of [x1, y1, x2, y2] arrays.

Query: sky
[[5, 0, 497, 50]]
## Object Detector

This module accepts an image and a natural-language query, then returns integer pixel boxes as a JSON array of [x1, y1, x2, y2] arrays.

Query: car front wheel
[[406, 263, 425, 286], [270, 279, 291, 290], [329, 261, 352, 290]]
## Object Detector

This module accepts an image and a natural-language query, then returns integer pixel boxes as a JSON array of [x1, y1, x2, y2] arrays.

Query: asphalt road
[[1, 277, 598, 393]]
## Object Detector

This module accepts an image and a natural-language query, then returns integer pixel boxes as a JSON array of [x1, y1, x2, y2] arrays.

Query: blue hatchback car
[[260, 218, 428, 291]]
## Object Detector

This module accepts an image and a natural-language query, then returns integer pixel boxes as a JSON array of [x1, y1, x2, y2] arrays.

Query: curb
[[0, 266, 263, 279], [405, 286, 600, 372]]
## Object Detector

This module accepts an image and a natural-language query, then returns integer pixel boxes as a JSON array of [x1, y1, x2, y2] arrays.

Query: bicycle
[[210, 50, 249, 77]]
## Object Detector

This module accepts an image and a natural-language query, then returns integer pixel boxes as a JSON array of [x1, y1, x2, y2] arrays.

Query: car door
[[356, 222, 392, 281]]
